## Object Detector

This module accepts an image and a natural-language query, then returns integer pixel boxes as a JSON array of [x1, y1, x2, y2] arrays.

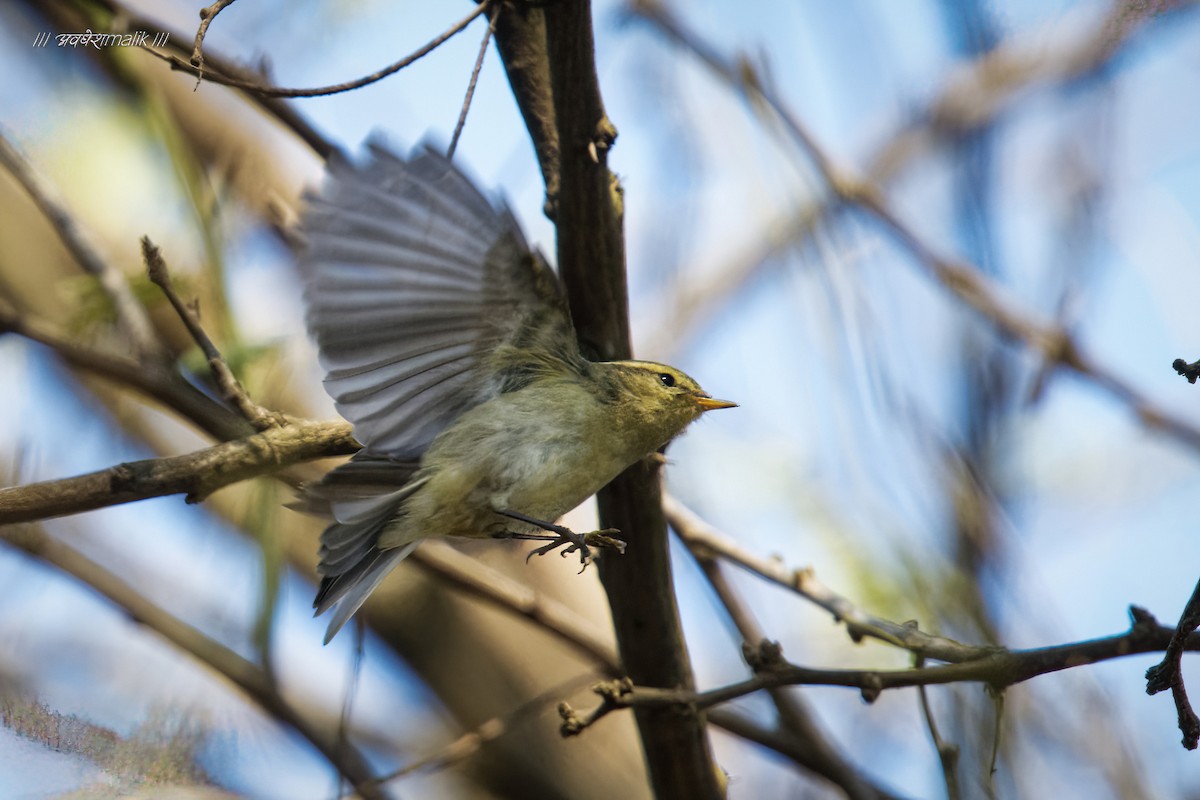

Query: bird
[[298, 142, 735, 643]]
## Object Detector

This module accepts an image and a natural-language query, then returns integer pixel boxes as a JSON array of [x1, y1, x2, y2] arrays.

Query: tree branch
[[1172, 357, 1200, 385], [538, 2, 722, 796], [189, 0, 238, 74], [1145, 577, 1200, 749], [687, 540, 896, 799], [0, 126, 158, 357], [665, 493, 988, 663], [631, 0, 1197, 358], [447, 5, 499, 159], [142, 2, 490, 99], [487, 1, 560, 210], [0, 523, 385, 798], [366, 672, 598, 789], [412, 540, 620, 676], [560, 610, 1198, 736], [143, 236, 284, 431], [916, 661, 962, 800], [0, 419, 356, 525], [705, 709, 892, 800]]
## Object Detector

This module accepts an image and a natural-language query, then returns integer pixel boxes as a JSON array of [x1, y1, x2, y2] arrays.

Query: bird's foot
[[494, 510, 626, 572], [524, 527, 626, 571]]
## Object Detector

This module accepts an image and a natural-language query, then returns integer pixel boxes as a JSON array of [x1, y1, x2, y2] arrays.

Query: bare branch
[[665, 493, 986, 662], [860, 201, 1200, 454], [687, 545, 894, 800], [190, 0, 238, 75], [916, 663, 962, 800], [0, 305, 251, 442], [141, 2, 490, 99], [631, 0, 1196, 358], [0, 419, 356, 525], [0, 524, 385, 798], [448, 6, 500, 160], [0, 127, 159, 357], [1144, 580, 1200, 749], [1172, 358, 1200, 385], [142, 237, 284, 431], [368, 673, 597, 788], [488, 2, 560, 209], [560, 611, 1197, 736], [40, 0, 335, 157], [538, 1, 720, 794], [869, 0, 1194, 181], [705, 710, 895, 800]]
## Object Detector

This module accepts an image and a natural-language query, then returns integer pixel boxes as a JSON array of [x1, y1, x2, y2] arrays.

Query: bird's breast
[[399, 380, 649, 539]]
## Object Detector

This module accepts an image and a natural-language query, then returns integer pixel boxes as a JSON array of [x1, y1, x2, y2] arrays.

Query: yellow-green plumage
[[299, 143, 734, 642], [383, 361, 714, 549]]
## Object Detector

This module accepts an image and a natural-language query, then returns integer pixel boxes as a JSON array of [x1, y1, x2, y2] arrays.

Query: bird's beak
[[693, 395, 738, 411]]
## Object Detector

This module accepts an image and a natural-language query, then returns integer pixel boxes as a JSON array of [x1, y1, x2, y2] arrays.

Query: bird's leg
[[493, 509, 626, 570]]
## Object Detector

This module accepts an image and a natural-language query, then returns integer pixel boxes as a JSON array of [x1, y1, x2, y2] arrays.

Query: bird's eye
[[658, 373, 676, 388]]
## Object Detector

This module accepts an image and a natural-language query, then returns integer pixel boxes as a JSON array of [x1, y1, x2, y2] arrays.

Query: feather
[[315, 544, 418, 645], [300, 144, 583, 459], [298, 143, 593, 641]]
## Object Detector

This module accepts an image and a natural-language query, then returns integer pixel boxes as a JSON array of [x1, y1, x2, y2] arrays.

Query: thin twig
[[331, 622, 367, 800], [867, 0, 1193, 181], [558, 609, 1197, 736], [687, 547, 891, 800], [664, 493, 986, 662], [366, 673, 598, 788], [142, 237, 283, 430], [859, 200, 1200, 454], [142, 2, 490, 99], [1172, 358, 1200, 385], [448, 5, 500, 159], [916, 659, 961, 800], [48, 0, 335, 158], [0, 525, 385, 799], [987, 688, 1004, 788], [1144, 579, 1200, 749], [704, 710, 892, 800], [190, 0, 238, 74], [0, 127, 159, 357]]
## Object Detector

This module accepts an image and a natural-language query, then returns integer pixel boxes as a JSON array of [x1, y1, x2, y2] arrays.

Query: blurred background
[[1, 0, 1199, 797]]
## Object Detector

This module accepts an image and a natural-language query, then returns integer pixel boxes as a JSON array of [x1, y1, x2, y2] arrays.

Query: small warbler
[[299, 143, 735, 642]]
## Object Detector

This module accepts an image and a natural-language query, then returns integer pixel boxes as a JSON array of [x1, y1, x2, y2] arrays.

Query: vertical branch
[[542, 5, 627, 359], [486, 2, 560, 207], [539, 2, 722, 797]]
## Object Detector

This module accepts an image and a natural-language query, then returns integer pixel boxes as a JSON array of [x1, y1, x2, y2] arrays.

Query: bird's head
[[601, 360, 736, 453]]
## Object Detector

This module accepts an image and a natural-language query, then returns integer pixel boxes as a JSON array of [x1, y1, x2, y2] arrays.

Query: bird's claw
[[493, 511, 626, 572], [524, 528, 626, 572]]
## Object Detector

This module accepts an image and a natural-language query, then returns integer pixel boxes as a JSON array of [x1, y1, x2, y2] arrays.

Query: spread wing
[[300, 142, 583, 459]]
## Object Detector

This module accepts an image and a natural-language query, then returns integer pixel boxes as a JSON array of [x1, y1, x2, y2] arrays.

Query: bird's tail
[[314, 541, 418, 644], [299, 453, 426, 643]]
